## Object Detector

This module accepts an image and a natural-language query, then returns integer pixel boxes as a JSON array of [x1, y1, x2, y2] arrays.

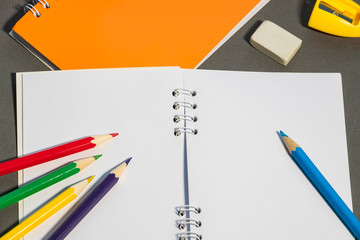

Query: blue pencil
[[280, 130, 360, 239]]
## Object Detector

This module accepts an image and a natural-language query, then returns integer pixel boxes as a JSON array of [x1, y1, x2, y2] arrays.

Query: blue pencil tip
[[280, 130, 288, 137], [125, 157, 132, 166]]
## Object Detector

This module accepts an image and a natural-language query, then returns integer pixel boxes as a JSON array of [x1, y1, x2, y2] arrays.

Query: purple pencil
[[48, 158, 131, 240]]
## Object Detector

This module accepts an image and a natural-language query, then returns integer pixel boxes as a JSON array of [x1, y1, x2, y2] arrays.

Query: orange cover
[[12, 0, 264, 70]]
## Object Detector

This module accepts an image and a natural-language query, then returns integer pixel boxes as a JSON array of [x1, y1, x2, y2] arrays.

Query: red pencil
[[0, 133, 118, 176]]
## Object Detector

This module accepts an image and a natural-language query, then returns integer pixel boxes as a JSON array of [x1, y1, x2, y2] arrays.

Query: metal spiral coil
[[175, 205, 202, 239], [172, 88, 197, 97], [173, 101, 197, 110], [33, 0, 50, 8], [172, 88, 198, 136], [24, 4, 41, 17], [174, 127, 198, 136], [176, 232, 202, 240], [173, 114, 198, 123], [176, 218, 202, 230], [176, 205, 201, 216]]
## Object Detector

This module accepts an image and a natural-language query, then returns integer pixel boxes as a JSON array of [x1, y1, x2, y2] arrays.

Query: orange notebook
[[10, 0, 268, 70]]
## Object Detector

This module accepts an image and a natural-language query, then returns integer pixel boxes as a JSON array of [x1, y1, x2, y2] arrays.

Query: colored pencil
[[0, 133, 118, 176], [48, 158, 131, 240], [280, 130, 360, 239], [0, 155, 101, 210], [0, 176, 94, 240]]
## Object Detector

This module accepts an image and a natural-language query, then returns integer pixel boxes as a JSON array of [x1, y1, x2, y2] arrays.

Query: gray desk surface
[[1, 0, 360, 235]]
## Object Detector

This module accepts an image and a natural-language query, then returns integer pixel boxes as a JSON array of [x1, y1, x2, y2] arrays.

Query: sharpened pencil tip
[[87, 175, 96, 183], [94, 154, 102, 160], [125, 157, 132, 166], [280, 130, 288, 137], [110, 133, 119, 137]]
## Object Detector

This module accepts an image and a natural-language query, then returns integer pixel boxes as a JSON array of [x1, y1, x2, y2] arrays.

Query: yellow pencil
[[0, 176, 94, 240]]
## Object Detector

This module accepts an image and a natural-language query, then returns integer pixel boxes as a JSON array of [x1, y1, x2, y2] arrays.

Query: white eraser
[[250, 20, 302, 66]]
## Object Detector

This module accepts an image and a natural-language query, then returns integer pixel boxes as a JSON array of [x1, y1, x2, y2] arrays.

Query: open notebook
[[16, 68, 353, 239], [10, 0, 268, 70]]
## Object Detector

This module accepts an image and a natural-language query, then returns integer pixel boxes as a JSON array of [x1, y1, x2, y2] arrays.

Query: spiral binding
[[176, 218, 202, 230], [173, 101, 197, 110], [173, 114, 197, 123], [24, 4, 40, 17], [172, 88, 197, 97], [174, 127, 198, 136], [173, 89, 200, 236], [176, 205, 201, 216], [176, 232, 202, 240], [172, 88, 198, 136], [175, 205, 202, 239], [33, 0, 50, 8], [24, 0, 50, 17]]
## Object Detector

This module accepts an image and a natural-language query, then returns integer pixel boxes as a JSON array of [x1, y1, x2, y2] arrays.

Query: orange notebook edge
[[195, 0, 270, 68], [9, 30, 58, 70], [10, 0, 270, 70]]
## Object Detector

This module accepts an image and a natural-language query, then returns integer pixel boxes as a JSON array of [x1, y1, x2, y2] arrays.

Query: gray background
[[1, 0, 360, 236]]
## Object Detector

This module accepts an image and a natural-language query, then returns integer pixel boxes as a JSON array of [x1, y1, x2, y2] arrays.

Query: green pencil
[[0, 155, 101, 210]]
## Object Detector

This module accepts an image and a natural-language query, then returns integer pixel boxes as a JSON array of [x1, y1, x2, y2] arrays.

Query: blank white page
[[184, 69, 353, 239], [18, 68, 185, 239]]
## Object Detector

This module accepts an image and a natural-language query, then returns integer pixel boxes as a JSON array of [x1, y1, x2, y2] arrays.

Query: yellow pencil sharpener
[[308, 0, 360, 37]]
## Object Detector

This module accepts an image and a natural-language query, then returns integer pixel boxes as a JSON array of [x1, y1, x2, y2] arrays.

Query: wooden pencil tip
[[94, 154, 102, 160], [73, 177, 95, 195], [91, 134, 116, 145], [280, 130, 288, 137], [279, 131, 300, 153], [74, 156, 100, 170], [87, 175, 96, 183], [111, 161, 129, 178], [125, 157, 132, 166], [110, 133, 119, 137]]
